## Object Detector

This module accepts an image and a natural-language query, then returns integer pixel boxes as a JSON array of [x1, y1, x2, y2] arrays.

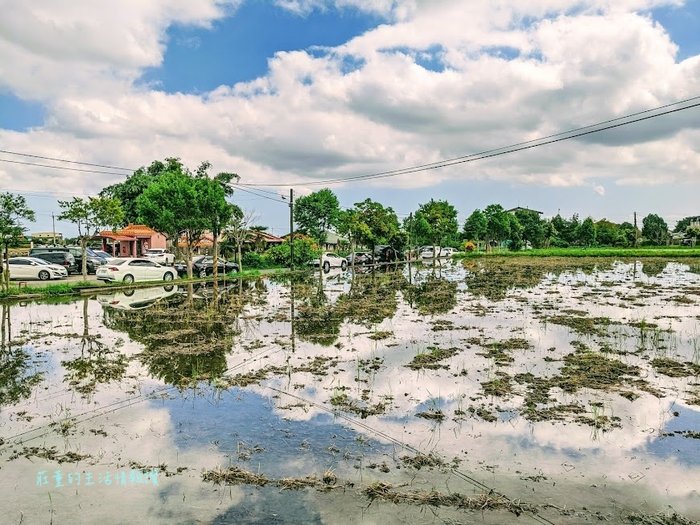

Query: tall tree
[[413, 199, 459, 253], [58, 197, 124, 279], [194, 162, 240, 284], [0, 193, 35, 291], [576, 217, 597, 247], [462, 209, 487, 245], [294, 189, 340, 269], [351, 199, 400, 261], [641, 214, 669, 246], [514, 209, 545, 248], [483, 204, 510, 250], [225, 208, 255, 272], [136, 170, 211, 278], [100, 158, 186, 225]]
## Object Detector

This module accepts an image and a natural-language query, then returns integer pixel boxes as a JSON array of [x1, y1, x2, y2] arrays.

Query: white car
[[420, 246, 455, 258], [96, 258, 178, 283], [6, 257, 68, 280], [142, 249, 175, 265], [309, 252, 348, 272]]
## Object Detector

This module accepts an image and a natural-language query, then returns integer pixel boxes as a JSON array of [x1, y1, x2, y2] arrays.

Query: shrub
[[266, 239, 320, 267], [462, 240, 476, 252]]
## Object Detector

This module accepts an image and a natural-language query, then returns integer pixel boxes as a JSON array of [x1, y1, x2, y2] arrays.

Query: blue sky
[[1, 0, 700, 236]]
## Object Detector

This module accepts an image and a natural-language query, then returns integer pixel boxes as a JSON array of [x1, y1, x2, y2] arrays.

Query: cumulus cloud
[[1, 0, 699, 211]]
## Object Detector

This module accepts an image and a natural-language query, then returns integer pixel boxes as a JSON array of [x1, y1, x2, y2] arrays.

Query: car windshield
[[30, 258, 51, 265], [145, 250, 162, 254], [111, 259, 128, 266]]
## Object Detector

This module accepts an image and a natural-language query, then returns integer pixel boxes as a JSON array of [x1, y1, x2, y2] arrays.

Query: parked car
[[96, 258, 177, 283], [373, 245, 401, 263], [174, 256, 240, 278], [309, 252, 348, 272], [346, 252, 372, 265], [32, 251, 77, 274], [30, 246, 105, 274], [91, 249, 114, 261], [419, 246, 453, 258], [142, 248, 175, 265], [6, 257, 68, 281]]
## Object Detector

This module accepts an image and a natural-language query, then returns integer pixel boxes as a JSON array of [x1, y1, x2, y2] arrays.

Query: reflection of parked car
[[6, 257, 68, 280], [309, 252, 348, 272], [420, 246, 454, 258], [346, 252, 371, 265], [97, 285, 178, 310], [96, 258, 177, 283], [32, 251, 77, 274], [174, 256, 240, 278], [143, 248, 175, 265]]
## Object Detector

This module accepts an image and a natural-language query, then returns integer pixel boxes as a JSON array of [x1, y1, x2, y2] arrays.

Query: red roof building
[[99, 224, 167, 257]]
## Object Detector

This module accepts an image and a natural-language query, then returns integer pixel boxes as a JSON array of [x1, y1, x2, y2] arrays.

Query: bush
[[266, 239, 320, 267], [461, 240, 477, 252], [241, 252, 272, 269]]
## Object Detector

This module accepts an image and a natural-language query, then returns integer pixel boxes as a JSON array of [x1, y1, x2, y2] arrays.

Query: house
[[245, 230, 285, 251], [31, 231, 63, 242], [99, 224, 167, 257], [506, 207, 543, 216], [322, 231, 348, 251], [177, 231, 215, 255]]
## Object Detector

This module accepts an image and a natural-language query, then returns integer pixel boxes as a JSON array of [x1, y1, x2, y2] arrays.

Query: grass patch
[[406, 346, 459, 370], [651, 358, 700, 377]]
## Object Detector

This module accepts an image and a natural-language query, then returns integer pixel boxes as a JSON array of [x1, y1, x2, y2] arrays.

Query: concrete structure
[[31, 231, 63, 242], [99, 224, 167, 257]]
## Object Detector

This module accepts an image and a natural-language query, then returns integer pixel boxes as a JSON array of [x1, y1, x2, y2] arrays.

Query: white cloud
[[1, 0, 699, 220]]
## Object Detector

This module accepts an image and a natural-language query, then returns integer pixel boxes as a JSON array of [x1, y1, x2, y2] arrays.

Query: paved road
[[15, 274, 101, 288]]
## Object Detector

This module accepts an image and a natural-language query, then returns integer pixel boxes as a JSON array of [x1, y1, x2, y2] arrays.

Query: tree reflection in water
[[0, 303, 42, 406], [62, 297, 128, 398], [102, 282, 259, 388]]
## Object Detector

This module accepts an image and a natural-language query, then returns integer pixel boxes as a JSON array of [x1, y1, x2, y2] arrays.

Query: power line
[[0, 149, 132, 171], [0, 157, 128, 176], [234, 95, 700, 188], [230, 184, 287, 204]]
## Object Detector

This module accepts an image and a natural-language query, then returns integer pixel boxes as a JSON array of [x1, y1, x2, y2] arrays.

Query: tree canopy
[[293, 189, 340, 248], [0, 193, 36, 291]]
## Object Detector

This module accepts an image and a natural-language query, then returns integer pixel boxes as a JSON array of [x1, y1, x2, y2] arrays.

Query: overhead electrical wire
[[2, 94, 699, 191], [233, 95, 700, 188], [0, 149, 132, 171]]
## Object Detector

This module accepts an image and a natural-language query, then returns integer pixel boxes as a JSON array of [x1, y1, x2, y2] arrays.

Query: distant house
[[506, 207, 543, 216], [245, 230, 285, 251], [322, 231, 348, 251], [690, 216, 700, 228], [31, 231, 63, 243], [99, 224, 167, 257], [177, 231, 215, 254]]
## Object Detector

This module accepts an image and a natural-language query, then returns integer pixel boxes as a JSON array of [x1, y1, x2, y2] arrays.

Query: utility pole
[[52, 213, 56, 245], [634, 211, 639, 247], [289, 188, 294, 270]]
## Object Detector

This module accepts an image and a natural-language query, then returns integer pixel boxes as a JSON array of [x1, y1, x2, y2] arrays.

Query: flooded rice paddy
[[1, 258, 700, 524]]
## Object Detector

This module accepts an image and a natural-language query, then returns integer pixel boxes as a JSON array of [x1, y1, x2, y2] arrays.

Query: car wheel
[[323, 261, 330, 272], [163, 272, 174, 281], [199, 269, 207, 278], [123, 274, 135, 284], [341, 260, 347, 271], [38, 270, 50, 281]]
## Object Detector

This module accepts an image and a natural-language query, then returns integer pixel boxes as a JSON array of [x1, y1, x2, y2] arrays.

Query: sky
[[1, 0, 699, 236]]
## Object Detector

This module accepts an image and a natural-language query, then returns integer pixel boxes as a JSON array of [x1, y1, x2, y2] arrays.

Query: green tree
[[514, 209, 545, 248], [483, 204, 510, 250], [194, 162, 240, 283], [58, 196, 124, 279], [136, 170, 212, 278], [351, 199, 400, 261], [641, 214, 669, 246], [0, 193, 35, 291], [673, 216, 693, 233], [576, 217, 597, 247], [507, 214, 524, 250], [413, 199, 459, 253], [462, 209, 487, 245], [100, 158, 186, 225], [619, 222, 638, 247], [294, 189, 341, 269]]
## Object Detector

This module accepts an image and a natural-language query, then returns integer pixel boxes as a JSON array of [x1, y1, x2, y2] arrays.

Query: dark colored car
[[174, 256, 240, 278], [373, 245, 402, 263], [345, 252, 372, 265], [30, 246, 105, 274], [32, 251, 78, 274]]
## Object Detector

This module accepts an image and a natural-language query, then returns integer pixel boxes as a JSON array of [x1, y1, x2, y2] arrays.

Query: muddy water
[[1, 259, 699, 524]]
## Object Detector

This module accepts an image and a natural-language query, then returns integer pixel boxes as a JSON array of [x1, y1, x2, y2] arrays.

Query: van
[[32, 251, 77, 274], [30, 246, 104, 274]]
